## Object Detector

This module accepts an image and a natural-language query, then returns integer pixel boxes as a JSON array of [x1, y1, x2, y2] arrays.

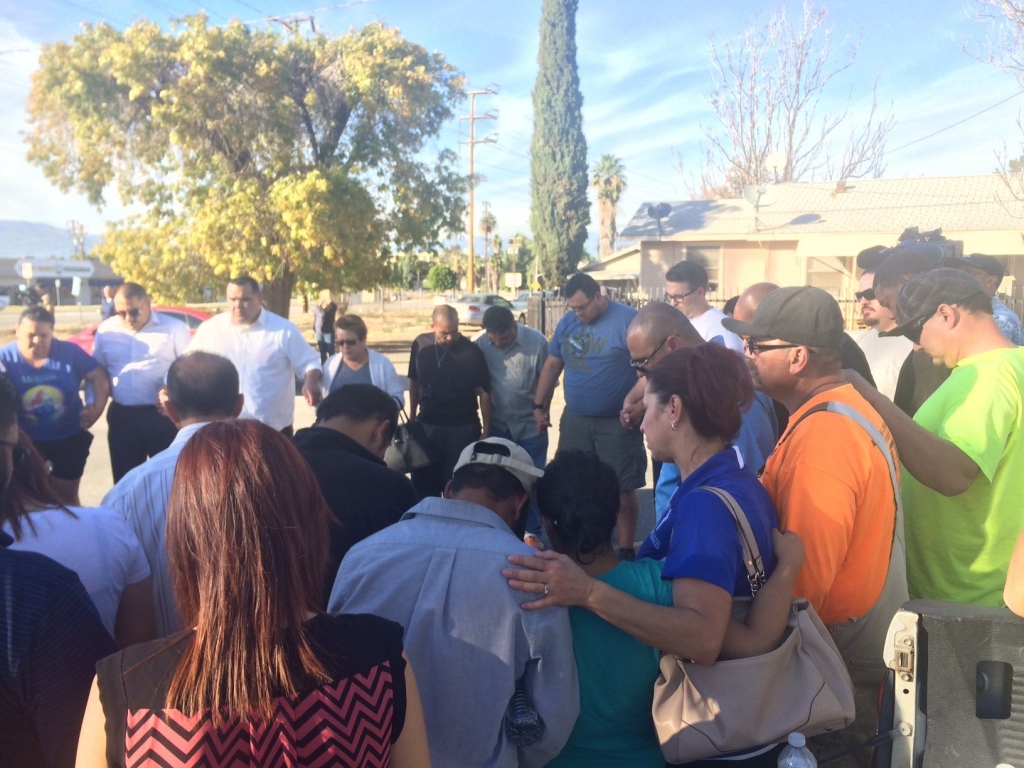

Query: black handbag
[[384, 410, 433, 473]]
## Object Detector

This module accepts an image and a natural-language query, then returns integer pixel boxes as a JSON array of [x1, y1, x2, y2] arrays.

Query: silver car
[[454, 294, 515, 326]]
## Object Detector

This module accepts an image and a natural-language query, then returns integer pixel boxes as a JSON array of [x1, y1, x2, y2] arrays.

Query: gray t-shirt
[[329, 361, 373, 392], [475, 325, 548, 441]]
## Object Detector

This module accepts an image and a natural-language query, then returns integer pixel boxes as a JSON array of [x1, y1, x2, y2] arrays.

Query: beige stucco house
[[586, 175, 1024, 311]]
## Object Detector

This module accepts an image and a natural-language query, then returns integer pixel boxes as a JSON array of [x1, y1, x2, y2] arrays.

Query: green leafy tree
[[25, 17, 467, 316], [530, 0, 589, 288], [425, 263, 458, 293], [590, 154, 627, 259]]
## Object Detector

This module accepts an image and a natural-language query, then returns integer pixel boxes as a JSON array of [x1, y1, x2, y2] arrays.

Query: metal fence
[[526, 292, 864, 338]]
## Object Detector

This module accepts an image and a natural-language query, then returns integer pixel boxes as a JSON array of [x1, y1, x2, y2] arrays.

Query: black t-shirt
[[841, 333, 876, 388], [408, 332, 491, 426], [893, 348, 952, 416], [293, 426, 418, 604], [96, 613, 407, 768]]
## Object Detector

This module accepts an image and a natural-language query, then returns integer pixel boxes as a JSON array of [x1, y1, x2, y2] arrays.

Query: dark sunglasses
[[116, 308, 143, 319], [336, 338, 362, 346], [899, 311, 934, 345], [0, 438, 29, 470], [855, 289, 875, 301], [630, 338, 667, 375]]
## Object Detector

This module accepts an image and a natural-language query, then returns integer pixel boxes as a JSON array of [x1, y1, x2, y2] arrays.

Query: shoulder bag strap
[[699, 486, 766, 597]]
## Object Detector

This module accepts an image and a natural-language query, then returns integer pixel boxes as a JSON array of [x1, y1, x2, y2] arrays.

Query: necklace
[[435, 344, 447, 368]]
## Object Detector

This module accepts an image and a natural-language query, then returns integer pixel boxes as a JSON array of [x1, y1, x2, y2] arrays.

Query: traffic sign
[[15, 259, 95, 279]]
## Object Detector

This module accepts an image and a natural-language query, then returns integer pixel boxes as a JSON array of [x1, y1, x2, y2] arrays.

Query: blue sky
[[2, 0, 1024, 257]]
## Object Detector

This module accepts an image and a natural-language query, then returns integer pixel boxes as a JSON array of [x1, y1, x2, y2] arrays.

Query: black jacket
[[293, 426, 418, 606]]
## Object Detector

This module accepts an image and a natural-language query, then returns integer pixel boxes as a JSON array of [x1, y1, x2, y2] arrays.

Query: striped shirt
[[102, 421, 210, 637]]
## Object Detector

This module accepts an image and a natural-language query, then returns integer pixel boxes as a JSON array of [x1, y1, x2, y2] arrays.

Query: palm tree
[[590, 154, 627, 259], [480, 209, 498, 292]]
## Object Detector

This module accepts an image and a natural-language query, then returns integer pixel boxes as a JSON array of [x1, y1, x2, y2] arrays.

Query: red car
[[66, 306, 213, 355]]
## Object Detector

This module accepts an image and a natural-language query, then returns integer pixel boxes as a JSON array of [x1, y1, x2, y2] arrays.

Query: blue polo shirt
[[638, 448, 778, 595], [549, 300, 637, 418], [0, 340, 99, 443]]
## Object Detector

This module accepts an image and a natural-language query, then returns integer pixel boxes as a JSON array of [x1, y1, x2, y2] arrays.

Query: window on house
[[684, 246, 721, 294]]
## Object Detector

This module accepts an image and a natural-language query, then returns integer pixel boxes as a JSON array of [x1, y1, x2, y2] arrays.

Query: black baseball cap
[[722, 286, 845, 348], [879, 268, 988, 339], [873, 248, 934, 286], [944, 253, 1005, 281]]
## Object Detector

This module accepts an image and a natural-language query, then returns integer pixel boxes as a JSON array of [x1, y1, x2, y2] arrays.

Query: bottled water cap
[[787, 732, 806, 748]]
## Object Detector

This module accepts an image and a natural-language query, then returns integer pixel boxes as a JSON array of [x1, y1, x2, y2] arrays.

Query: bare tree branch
[[687, 1, 894, 199]]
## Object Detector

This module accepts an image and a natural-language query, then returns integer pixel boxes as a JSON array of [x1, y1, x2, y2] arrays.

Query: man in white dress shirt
[[186, 276, 322, 434], [664, 260, 745, 352], [92, 283, 191, 481], [104, 351, 243, 637]]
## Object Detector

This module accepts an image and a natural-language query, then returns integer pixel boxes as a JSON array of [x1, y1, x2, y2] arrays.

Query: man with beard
[[408, 304, 492, 497], [855, 270, 913, 400]]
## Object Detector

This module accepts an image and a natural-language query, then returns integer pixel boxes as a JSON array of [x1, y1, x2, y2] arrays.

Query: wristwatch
[[532, 403, 546, 411]]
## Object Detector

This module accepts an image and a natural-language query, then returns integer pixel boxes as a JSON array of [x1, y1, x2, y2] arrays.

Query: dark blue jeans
[[491, 426, 549, 536]]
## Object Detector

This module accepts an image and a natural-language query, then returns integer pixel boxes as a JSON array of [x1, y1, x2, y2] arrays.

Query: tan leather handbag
[[652, 488, 856, 764]]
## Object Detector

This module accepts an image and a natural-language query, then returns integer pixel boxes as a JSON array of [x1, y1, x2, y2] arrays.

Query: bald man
[[622, 302, 779, 517], [408, 305, 493, 497]]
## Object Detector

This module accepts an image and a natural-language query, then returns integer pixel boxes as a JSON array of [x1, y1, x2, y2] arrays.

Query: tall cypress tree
[[530, 0, 589, 288]]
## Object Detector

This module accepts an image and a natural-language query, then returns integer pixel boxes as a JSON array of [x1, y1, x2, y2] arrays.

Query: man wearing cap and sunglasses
[[93, 283, 191, 482], [723, 286, 908, 765], [847, 268, 1024, 608], [329, 436, 579, 768], [946, 253, 1024, 345], [854, 269, 913, 400]]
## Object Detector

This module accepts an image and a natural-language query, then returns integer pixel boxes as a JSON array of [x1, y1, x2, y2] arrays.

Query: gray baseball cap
[[722, 286, 845, 348]]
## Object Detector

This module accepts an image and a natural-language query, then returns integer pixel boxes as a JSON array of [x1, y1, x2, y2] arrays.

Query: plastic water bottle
[[778, 732, 817, 767], [503, 678, 545, 747]]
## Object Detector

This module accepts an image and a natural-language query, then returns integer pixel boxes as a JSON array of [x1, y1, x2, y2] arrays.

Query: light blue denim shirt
[[993, 298, 1024, 346], [329, 496, 579, 768]]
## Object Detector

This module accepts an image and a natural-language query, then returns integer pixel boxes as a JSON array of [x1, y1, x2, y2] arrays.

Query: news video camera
[[857, 227, 964, 272]]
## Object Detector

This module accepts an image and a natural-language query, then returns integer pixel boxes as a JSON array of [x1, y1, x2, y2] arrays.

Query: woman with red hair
[[76, 420, 430, 768]]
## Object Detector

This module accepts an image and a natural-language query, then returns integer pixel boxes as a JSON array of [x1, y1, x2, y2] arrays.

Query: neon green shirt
[[547, 559, 673, 768], [905, 347, 1024, 605]]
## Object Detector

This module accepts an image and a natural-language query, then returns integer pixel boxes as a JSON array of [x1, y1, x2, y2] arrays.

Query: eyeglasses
[[744, 338, 805, 356], [855, 289, 876, 302], [567, 295, 596, 315], [336, 338, 362, 346], [116, 308, 143, 319], [0, 438, 29, 470], [665, 287, 699, 305], [630, 338, 667, 375]]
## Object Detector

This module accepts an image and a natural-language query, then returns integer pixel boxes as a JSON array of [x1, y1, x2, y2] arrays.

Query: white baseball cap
[[452, 437, 545, 492]]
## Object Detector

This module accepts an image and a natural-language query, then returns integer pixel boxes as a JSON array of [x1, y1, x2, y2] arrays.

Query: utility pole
[[459, 88, 496, 293], [269, 14, 316, 33]]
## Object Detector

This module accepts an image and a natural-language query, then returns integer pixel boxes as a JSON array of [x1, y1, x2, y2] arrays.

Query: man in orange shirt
[[724, 287, 908, 766]]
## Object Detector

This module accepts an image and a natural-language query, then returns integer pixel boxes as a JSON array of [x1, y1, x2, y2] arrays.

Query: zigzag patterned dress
[[95, 613, 407, 768]]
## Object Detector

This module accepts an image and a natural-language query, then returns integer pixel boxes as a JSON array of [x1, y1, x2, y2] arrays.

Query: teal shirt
[[547, 559, 674, 768]]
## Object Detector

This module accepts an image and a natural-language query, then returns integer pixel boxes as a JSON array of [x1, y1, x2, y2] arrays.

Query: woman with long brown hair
[[2, 429, 155, 648], [76, 420, 430, 768]]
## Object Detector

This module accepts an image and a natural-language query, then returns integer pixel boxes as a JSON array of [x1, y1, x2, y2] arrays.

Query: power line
[[48, 0, 129, 26]]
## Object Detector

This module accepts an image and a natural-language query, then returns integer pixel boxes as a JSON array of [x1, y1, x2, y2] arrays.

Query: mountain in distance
[[0, 220, 101, 260]]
